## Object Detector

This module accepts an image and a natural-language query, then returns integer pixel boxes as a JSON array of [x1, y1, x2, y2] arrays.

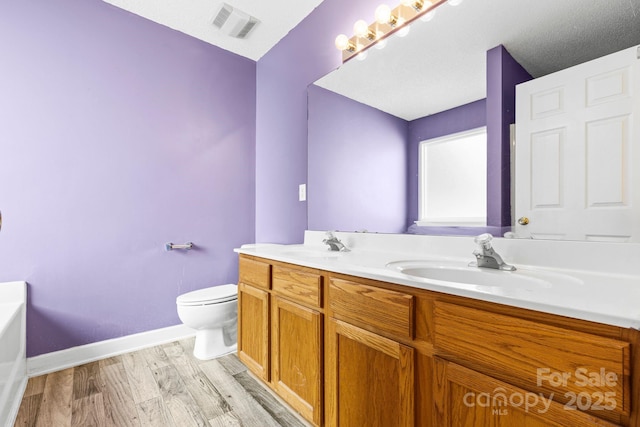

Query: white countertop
[[235, 231, 640, 329]]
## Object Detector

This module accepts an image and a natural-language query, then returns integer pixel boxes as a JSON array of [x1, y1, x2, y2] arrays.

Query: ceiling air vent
[[212, 3, 260, 39]]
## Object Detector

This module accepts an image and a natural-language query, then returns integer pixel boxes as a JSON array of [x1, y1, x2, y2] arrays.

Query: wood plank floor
[[14, 338, 310, 427]]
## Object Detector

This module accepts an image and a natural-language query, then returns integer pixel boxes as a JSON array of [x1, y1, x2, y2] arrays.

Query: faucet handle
[[474, 233, 493, 250]]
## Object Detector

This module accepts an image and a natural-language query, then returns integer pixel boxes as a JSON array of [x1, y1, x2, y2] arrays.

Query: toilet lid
[[176, 284, 237, 306]]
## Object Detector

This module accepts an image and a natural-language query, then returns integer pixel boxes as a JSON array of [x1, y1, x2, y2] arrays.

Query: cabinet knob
[[517, 217, 530, 225]]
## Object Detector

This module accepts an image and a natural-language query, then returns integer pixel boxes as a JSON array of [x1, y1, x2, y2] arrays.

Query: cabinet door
[[237, 282, 270, 381], [326, 318, 414, 427], [434, 301, 630, 421], [272, 297, 323, 426], [433, 357, 620, 427]]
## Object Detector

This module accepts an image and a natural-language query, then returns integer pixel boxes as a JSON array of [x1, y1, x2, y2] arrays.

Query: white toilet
[[176, 284, 238, 360]]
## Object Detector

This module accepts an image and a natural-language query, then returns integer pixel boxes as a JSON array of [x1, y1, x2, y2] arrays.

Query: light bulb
[[375, 37, 387, 50], [448, 0, 463, 5], [420, 9, 436, 21], [334, 34, 350, 51], [402, 0, 424, 11], [375, 4, 392, 24], [397, 26, 410, 37], [396, 19, 410, 37], [353, 20, 369, 38], [356, 50, 368, 61]]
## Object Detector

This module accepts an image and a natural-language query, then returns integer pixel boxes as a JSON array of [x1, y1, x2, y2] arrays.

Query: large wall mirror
[[308, 0, 640, 241]]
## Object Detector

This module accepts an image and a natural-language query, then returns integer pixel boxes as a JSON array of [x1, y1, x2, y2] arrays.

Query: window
[[417, 127, 487, 226]]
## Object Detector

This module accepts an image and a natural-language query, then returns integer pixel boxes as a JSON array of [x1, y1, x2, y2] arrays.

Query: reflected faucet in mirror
[[469, 233, 515, 271]]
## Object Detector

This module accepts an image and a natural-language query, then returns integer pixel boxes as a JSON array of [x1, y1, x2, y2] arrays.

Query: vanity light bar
[[335, 0, 450, 63]]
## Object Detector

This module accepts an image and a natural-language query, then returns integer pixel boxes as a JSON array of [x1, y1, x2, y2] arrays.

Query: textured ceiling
[[315, 0, 640, 120], [102, 0, 324, 61]]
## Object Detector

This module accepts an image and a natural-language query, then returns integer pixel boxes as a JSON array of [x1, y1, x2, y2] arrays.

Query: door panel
[[237, 282, 270, 381], [272, 297, 323, 426], [515, 45, 639, 242], [326, 318, 414, 427]]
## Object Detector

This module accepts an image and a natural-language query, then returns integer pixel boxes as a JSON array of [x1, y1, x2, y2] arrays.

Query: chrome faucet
[[469, 233, 516, 271], [323, 231, 350, 252]]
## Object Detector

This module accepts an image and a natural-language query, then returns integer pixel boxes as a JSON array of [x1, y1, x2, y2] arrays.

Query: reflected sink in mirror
[[386, 260, 582, 292]]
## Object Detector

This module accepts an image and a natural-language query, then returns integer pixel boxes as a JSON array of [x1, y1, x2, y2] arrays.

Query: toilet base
[[192, 328, 237, 360]]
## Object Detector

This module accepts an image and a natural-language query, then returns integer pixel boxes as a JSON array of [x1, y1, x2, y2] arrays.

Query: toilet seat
[[176, 284, 237, 306]]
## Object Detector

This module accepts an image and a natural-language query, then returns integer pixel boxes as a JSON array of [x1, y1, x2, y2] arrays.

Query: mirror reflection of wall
[[307, 85, 407, 233], [308, 0, 640, 241], [309, 45, 531, 236]]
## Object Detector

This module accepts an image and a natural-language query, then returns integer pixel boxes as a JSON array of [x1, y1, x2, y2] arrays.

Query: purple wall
[[307, 85, 407, 233], [0, 0, 256, 356], [0, 0, 531, 358], [255, 0, 382, 243], [486, 45, 533, 230]]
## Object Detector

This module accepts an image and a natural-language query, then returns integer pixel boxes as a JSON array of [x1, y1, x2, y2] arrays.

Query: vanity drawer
[[329, 278, 414, 340], [272, 265, 323, 308], [433, 301, 631, 417], [239, 256, 271, 290]]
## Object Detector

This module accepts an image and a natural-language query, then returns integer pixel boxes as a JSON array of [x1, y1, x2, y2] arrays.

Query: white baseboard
[[27, 324, 195, 377]]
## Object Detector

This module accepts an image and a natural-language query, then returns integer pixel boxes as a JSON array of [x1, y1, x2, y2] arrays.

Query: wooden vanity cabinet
[[237, 255, 325, 426], [433, 357, 621, 427], [238, 255, 640, 427], [433, 301, 631, 424], [271, 265, 324, 426], [326, 318, 415, 426], [326, 278, 417, 426], [271, 296, 323, 425], [237, 256, 271, 381]]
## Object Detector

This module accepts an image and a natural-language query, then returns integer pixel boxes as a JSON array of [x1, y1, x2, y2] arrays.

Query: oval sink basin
[[386, 260, 580, 291]]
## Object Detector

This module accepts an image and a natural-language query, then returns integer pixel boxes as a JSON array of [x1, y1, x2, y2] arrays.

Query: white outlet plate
[[299, 184, 307, 201]]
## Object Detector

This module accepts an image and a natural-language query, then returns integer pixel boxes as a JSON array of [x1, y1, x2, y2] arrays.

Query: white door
[[515, 45, 640, 242]]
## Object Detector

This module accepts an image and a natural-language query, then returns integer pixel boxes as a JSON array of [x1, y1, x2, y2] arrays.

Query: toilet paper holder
[[165, 242, 194, 251]]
